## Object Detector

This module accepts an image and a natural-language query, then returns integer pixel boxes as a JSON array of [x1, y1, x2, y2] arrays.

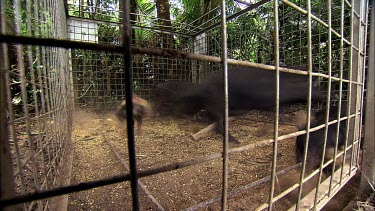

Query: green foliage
[[63, 0, 356, 108], [177, 0, 201, 23], [4, 0, 55, 115]]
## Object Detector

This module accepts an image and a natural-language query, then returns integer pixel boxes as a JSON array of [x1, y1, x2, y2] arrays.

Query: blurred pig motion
[[116, 94, 154, 135], [154, 66, 327, 143], [153, 80, 202, 116], [294, 103, 347, 174]]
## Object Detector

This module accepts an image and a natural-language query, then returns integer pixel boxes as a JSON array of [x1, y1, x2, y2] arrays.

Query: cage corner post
[[359, 0, 374, 194]]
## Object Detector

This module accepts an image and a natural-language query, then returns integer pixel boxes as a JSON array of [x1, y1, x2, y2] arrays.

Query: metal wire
[[348, 0, 361, 178], [295, 0, 314, 209], [352, 0, 368, 171], [356, 0, 370, 166], [339, 0, 355, 187], [312, 0, 332, 208], [268, 0, 280, 210], [336, 0, 348, 189], [14, 2, 43, 210], [0, 0, 73, 209], [220, 0, 229, 209], [351, 0, 367, 177], [0, 0, 371, 210]]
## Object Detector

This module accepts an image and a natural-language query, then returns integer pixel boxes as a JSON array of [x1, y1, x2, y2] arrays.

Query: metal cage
[[0, 0, 373, 210]]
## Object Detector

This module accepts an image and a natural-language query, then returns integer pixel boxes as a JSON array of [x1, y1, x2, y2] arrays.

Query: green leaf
[[12, 96, 22, 105]]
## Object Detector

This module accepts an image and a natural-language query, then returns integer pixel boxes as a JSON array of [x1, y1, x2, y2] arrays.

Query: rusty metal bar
[[121, 0, 140, 210], [1, 34, 362, 85]]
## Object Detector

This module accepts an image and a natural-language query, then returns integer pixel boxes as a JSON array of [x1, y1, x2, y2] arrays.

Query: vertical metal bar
[[41, 0, 54, 183], [1, 1, 27, 209], [220, 0, 229, 210], [340, 0, 355, 184], [327, 0, 344, 197], [268, 0, 280, 210], [26, 0, 49, 194], [353, 0, 367, 168], [360, 0, 374, 192], [35, 0, 52, 189], [338, 0, 348, 186], [349, 0, 361, 174], [122, 0, 140, 210], [47, 0, 58, 181], [0, 1, 17, 210], [296, 0, 314, 209], [14, 0, 43, 207], [313, 0, 332, 208], [356, 0, 369, 166], [349, 0, 362, 176]]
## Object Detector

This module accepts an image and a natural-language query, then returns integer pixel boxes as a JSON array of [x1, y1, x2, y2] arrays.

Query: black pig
[[153, 80, 203, 116], [155, 66, 327, 143], [294, 103, 347, 173]]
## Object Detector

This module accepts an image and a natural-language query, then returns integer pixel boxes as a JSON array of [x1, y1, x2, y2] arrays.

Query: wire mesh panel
[[67, 2, 195, 110], [0, 0, 72, 210], [0, 0, 372, 211]]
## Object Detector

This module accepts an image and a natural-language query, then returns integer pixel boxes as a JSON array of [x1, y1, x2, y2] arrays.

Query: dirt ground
[[66, 108, 364, 211]]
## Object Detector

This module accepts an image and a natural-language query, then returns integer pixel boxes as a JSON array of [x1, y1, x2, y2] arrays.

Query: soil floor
[[66, 108, 366, 211]]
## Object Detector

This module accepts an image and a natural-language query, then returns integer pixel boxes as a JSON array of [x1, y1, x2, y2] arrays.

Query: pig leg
[[136, 117, 142, 135], [214, 118, 240, 143]]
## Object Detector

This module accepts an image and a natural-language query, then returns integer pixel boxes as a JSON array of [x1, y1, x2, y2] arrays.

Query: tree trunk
[[155, 0, 174, 79], [155, 0, 173, 49]]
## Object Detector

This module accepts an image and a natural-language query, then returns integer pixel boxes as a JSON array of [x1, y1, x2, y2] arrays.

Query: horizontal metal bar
[[0, 35, 365, 85]]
